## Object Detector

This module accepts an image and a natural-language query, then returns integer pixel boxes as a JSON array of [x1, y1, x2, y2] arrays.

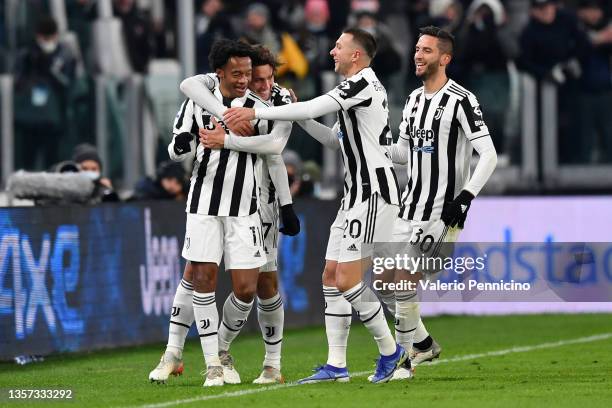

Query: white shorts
[[326, 193, 399, 263], [259, 200, 279, 273], [384, 218, 462, 274], [182, 212, 266, 270]]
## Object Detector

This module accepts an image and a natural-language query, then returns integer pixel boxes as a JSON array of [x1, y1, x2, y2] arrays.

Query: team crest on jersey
[[337, 81, 352, 98], [434, 106, 444, 120]]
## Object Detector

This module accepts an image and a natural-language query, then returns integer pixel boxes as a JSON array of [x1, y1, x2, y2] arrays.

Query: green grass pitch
[[1, 313, 611, 407]]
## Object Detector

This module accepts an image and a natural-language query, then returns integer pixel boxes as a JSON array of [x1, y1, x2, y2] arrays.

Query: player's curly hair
[[251, 45, 280, 72], [208, 39, 254, 71]]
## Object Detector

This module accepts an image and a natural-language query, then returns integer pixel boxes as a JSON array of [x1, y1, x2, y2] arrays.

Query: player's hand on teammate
[[288, 88, 298, 103], [279, 204, 300, 236], [223, 107, 256, 128], [227, 119, 254, 137], [441, 190, 474, 229], [199, 118, 226, 149]]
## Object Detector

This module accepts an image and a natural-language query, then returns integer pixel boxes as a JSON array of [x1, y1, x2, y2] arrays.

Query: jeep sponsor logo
[[410, 126, 435, 141]]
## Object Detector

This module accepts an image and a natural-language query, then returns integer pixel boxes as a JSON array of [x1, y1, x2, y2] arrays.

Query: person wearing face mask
[[72, 144, 120, 203], [14, 16, 77, 171]]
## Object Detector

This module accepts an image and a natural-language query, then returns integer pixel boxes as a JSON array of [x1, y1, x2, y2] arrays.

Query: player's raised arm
[[180, 74, 226, 120], [385, 111, 412, 165], [220, 119, 293, 155], [296, 120, 341, 150], [168, 99, 197, 162]]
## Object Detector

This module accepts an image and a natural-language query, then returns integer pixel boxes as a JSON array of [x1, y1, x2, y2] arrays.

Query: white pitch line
[[128, 332, 612, 408]]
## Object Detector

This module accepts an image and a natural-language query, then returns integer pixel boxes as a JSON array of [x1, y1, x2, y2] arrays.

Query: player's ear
[[216, 68, 224, 79], [441, 53, 452, 66]]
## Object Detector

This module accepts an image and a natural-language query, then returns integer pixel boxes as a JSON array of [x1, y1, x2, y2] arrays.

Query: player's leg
[[298, 211, 352, 384], [411, 319, 442, 365], [335, 194, 406, 384], [253, 271, 284, 384], [217, 213, 266, 384], [148, 263, 193, 383], [253, 200, 285, 384]]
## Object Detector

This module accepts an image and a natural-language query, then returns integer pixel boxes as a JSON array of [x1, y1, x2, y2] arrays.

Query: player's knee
[[257, 273, 278, 299], [322, 261, 337, 285], [233, 282, 257, 303], [190, 263, 216, 292]]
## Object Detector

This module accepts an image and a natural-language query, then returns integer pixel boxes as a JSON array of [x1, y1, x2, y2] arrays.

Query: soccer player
[[148, 39, 294, 387], [382, 26, 498, 380], [180, 45, 299, 384], [224, 28, 406, 384]]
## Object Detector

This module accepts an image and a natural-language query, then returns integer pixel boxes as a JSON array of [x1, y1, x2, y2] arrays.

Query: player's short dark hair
[[36, 16, 58, 36], [208, 39, 253, 71], [251, 45, 279, 72], [419, 25, 455, 56], [343, 27, 377, 59]]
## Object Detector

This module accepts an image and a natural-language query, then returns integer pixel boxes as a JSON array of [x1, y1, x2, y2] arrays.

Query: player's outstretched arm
[[224, 95, 340, 124], [296, 119, 340, 150], [223, 120, 293, 155], [179, 74, 226, 120]]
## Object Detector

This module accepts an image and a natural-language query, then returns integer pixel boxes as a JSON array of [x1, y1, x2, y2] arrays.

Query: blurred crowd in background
[[0, 0, 611, 204]]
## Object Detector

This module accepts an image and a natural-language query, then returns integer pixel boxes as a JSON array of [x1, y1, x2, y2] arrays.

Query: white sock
[[414, 318, 430, 344], [323, 285, 352, 368], [218, 292, 253, 352], [379, 291, 396, 315], [193, 291, 220, 367], [395, 291, 419, 352], [257, 293, 284, 370], [343, 282, 396, 356], [166, 279, 194, 357]]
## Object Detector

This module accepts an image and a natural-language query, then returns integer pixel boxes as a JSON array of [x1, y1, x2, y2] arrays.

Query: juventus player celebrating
[[224, 28, 406, 384], [148, 40, 293, 387], [383, 26, 497, 380], [180, 45, 298, 384]]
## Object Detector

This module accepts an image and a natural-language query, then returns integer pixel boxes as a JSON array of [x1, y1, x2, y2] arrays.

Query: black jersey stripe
[[175, 99, 190, 129], [189, 148, 212, 214], [444, 102, 461, 206], [249, 153, 258, 214], [339, 112, 359, 208], [459, 97, 481, 133], [208, 149, 231, 215], [422, 93, 450, 221], [407, 97, 432, 220], [376, 168, 390, 204], [348, 108, 372, 201], [229, 152, 248, 216], [447, 87, 467, 100]]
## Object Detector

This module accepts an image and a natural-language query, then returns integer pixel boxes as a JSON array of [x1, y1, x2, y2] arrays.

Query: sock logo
[[394, 318, 400, 326], [185, 237, 190, 249], [200, 319, 211, 330], [171, 307, 181, 317], [235, 319, 246, 328], [265, 326, 275, 337], [324, 301, 327, 309]]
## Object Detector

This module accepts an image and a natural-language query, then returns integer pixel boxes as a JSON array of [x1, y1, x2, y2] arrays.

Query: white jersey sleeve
[[326, 76, 371, 111], [168, 99, 197, 162], [457, 93, 490, 141], [264, 154, 292, 206]]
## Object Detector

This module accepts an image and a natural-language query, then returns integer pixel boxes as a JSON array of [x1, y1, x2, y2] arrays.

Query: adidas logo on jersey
[[347, 243, 359, 252]]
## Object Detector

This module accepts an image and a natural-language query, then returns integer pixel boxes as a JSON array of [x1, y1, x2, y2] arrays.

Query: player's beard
[[416, 61, 439, 81]]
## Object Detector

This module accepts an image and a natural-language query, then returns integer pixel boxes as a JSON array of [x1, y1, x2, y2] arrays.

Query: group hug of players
[[148, 25, 497, 386]]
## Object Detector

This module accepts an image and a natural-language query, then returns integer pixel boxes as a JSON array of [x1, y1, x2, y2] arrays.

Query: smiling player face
[[217, 56, 252, 99], [329, 33, 358, 77], [250, 64, 274, 101], [414, 34, 445, 80]]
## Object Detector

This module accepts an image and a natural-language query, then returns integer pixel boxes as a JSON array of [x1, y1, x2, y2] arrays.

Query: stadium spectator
[[72, 143, 120, 203], [113, 0, 154, 73], [456, 0, 511, 153], [353, 10, 401, 89], [131, 161, 188, 201], [240, 3, 281, 55], [517, 0, 589, 83], [576, 0, 612, 163], [13, 16, 77, 171], [196, 0, 236, 73]]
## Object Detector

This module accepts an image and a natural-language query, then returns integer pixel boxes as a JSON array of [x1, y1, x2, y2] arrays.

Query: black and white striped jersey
[[169, 85, 271, 217], [326, 67, 401, 211], [259, 83, 292, 205], [398, 79, 491, 221]]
